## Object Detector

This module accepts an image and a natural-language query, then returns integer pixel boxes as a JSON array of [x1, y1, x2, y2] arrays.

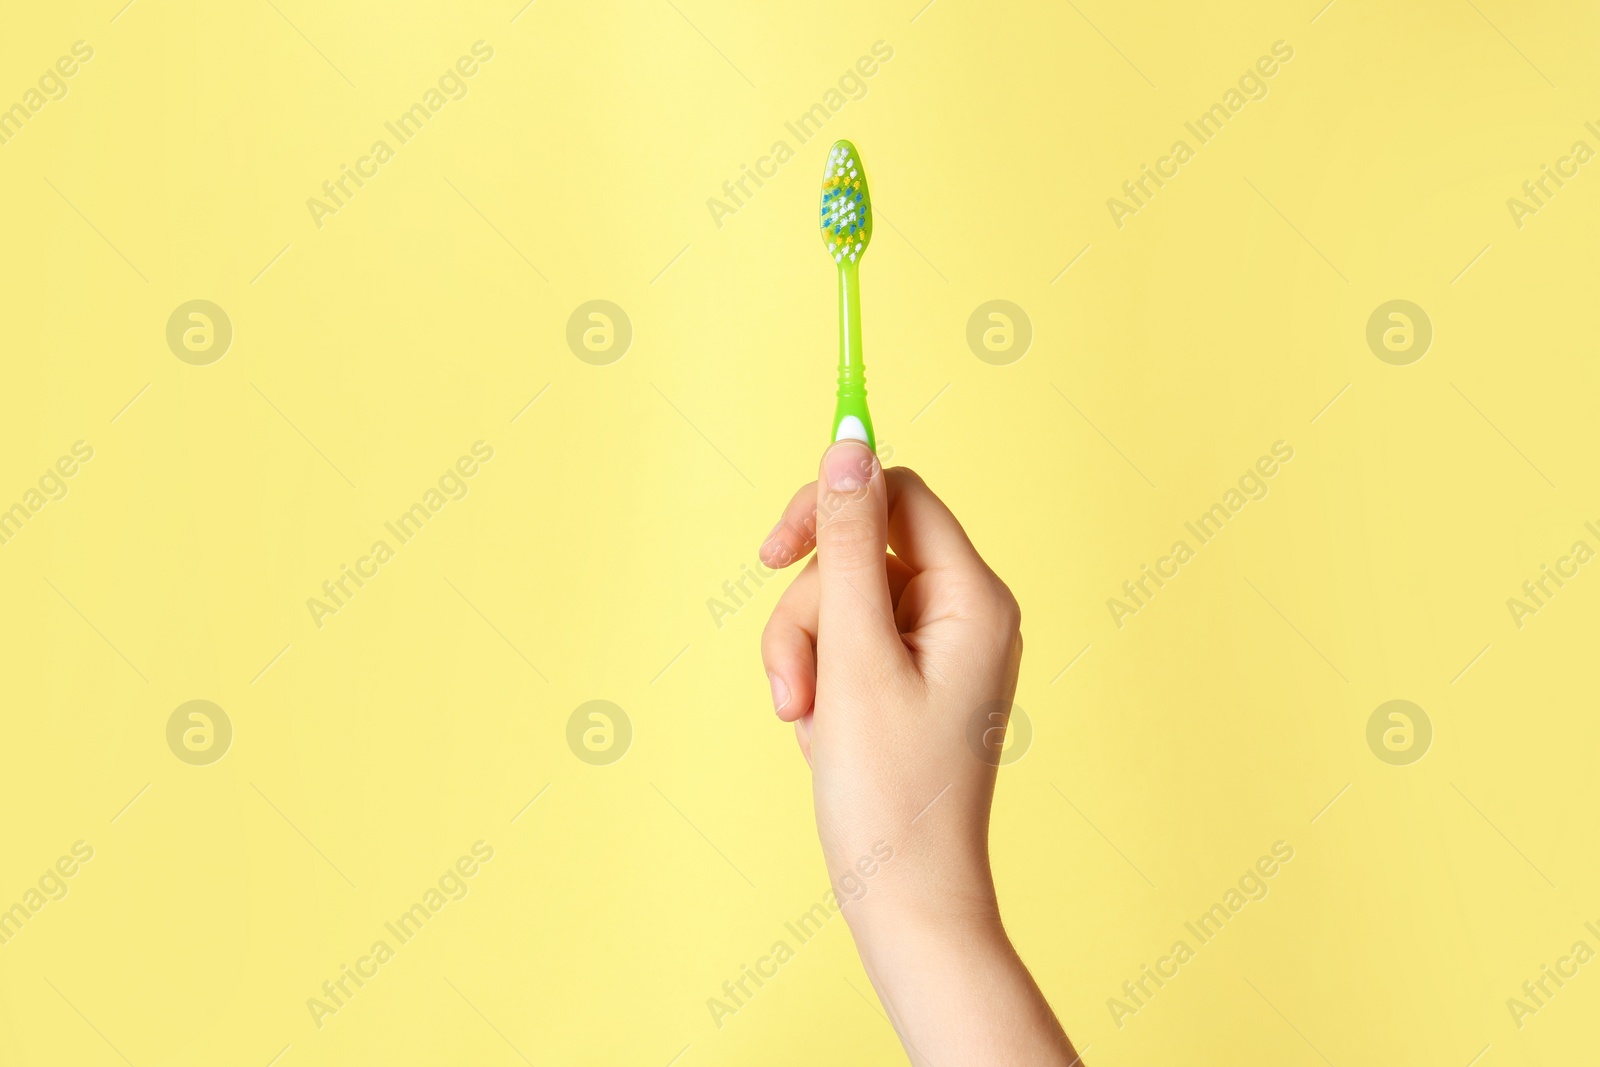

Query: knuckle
[[1003, 589, 1022, 631], [890, 465, 925, 488], [818, 513, 880, 563], [980, 577, 1022, 631]]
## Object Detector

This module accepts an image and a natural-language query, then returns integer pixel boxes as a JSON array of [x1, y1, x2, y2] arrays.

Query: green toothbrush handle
[[832, 264, 876, 450], [832, 376, 875, 450]]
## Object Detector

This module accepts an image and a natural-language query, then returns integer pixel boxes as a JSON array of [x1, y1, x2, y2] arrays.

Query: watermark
[[706, 559, 779, 629], [305, 840, 495, 1029], [967, 700, 1033, 766], [1107, 840, 1295, 1029], [306, 442, 495, 629], [1506, 921, 1600, 1029], [706, 41, 895, 229], [966, 300, 1032, 365], [1365, 700, 1431, 766], [566, 700, 632, 765], [706, 840, 894, 1029], [1107, 441, 1295, 628], [0, 441, 94, 549], [0, 41, 94, 149], [0, 841, 95, 949], [1506, 122, 1600, 230], [566, 300, 632, 365], [1365, 300, 1431, 365], [1506, 522, 1599, 629], [167, 700, 233, 766], [306, 42, 495, 229], [1107, 41, 1294, 229], [167, 300, 233, 365]]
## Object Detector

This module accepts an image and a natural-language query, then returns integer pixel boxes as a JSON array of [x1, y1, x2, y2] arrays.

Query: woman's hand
[[759, 440, 1080, 1066]]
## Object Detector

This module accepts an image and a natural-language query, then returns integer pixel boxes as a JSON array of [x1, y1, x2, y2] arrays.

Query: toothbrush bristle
[[819, 140, 871, 264]]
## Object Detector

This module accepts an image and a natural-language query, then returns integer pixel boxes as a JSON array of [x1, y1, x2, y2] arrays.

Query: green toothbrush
[[820, 140, 876, 451]]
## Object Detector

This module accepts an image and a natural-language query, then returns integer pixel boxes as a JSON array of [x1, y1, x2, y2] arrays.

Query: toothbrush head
[[820, 140, 871, 266]]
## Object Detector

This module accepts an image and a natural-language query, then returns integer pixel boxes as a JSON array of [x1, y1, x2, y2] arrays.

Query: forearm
[[847, 902, 1081, 1066]]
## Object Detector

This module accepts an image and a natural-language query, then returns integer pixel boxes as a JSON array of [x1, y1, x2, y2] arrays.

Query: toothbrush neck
[[837, 264, 865, 389]]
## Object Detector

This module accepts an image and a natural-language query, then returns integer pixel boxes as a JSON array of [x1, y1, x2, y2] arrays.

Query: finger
[[884, 467, 990, 576], [815, 441, 905, 665], [885, 553, 916, 604], [795, 711, 813, 766], [887, 467, 1021, 631], [760, 559, 819, 722], [761, 554, 913, 724], [760, 480, 819, 568]]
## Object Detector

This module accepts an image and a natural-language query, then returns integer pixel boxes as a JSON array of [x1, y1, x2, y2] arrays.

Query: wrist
[[825, 826, 1001, 947]]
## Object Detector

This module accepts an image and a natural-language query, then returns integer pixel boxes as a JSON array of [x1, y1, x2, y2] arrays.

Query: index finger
[[760, 479, 818, 569]]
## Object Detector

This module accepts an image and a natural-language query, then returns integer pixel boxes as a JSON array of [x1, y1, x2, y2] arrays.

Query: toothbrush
[[820, 139, 876, 450]]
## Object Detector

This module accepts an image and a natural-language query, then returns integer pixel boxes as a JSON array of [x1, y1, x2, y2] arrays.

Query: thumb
[[814, 441, 903, 668]]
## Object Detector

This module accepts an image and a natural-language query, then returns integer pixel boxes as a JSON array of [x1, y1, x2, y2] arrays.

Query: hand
[[759, 441, 1079, 1066]]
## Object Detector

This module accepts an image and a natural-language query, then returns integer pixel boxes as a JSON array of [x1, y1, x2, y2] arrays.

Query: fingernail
[[768, 672, 791, 713], [824, 441, 877, 492]]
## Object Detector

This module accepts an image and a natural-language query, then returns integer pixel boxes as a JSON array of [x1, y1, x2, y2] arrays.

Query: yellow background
[[2, 0, 1597, 1063]]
